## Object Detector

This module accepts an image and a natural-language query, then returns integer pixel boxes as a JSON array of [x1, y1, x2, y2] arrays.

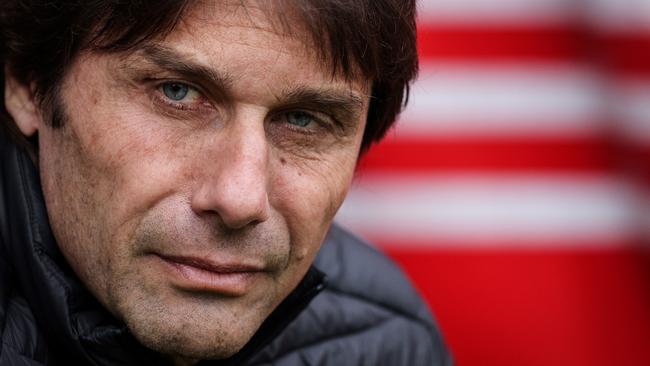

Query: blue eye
[[286, 111, 314, 127], [162, 82, 189, 101]]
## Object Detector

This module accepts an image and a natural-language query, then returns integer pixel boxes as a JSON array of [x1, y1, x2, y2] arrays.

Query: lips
[[154, 254, 265, 296]]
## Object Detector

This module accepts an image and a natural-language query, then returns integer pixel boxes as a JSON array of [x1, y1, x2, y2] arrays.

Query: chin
[[129, 318, 253, 361], [115, 293, 263, 361], [146, 338, 244, 361]]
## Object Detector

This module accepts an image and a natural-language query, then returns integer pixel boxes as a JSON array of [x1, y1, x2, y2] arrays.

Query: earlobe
[[4, 74, 41, 137]]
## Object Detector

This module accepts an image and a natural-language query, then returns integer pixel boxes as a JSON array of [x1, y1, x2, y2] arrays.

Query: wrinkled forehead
[[171, 1, 310, 60], [185, 0, 305, 33], [171, 0, 368, 84]]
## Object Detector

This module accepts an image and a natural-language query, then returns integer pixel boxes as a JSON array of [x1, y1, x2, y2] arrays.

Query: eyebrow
[[130, 44, 367, 123], [136, 44, 233, 101], [279, 87, 367, 126]]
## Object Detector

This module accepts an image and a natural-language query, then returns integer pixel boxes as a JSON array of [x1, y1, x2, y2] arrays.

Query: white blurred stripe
[[610, 82, 650, 142], [397, 63, 606, 136], [416, 0, 650, 31], [335, 174, 641, 247], [584, 0, 650, 31], [417, 0, 576, 24]]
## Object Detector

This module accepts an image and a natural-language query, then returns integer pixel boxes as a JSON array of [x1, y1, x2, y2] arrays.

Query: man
[[0, 1, 450, 365]]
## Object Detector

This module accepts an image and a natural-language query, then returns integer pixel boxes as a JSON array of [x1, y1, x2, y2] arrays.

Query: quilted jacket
[[0, 135, 451, 365]]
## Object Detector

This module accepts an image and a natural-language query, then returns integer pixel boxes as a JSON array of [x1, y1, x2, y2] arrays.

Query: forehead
[[180, 0, 305, 39], [155, 0, 369, 94]]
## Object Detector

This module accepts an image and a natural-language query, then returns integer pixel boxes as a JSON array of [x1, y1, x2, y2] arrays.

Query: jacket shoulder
[[247, 224, 452, 366], [316, 224, 435, 323], [0, 293, 51, 365]]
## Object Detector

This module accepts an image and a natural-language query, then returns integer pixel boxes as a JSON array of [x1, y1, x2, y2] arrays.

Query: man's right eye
[[159, 82, 201, 103], [146, 80, 219, 124], [150, 81, 213, 116], [162, 82, 190, 101]]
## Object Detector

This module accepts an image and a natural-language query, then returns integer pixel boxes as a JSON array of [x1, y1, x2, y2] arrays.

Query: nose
[[191, 114, 271, 229]]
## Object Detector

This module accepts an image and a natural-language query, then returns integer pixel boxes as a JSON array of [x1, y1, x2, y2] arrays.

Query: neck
[[169, 355, 199, 366]]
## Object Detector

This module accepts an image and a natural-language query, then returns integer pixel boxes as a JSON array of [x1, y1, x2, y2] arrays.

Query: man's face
[[31, 1, 368, 362]]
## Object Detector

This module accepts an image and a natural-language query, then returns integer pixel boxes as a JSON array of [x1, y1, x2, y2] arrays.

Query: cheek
[[270, 151, 357, 261], [37, 123, 118, 299], [38, 100, 203, 302], [62, 91, 201, 230]]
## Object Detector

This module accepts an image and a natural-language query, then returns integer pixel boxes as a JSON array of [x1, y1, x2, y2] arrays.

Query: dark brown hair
[[0, 0, 418, 153]]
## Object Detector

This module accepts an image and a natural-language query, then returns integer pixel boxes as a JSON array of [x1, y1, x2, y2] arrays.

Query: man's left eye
[[286, 111, 315, 127]]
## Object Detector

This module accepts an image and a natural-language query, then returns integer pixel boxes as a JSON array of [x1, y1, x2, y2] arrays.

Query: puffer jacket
[[0, 134, 452, 365]]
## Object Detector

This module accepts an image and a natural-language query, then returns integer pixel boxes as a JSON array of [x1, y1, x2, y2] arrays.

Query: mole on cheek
[[280, 157, 286, 165]]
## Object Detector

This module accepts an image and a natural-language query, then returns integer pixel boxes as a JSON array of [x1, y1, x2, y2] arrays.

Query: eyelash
[[149, 81, 212, 113], [274, 110, 337, 136], [147, 80, 338, 136]]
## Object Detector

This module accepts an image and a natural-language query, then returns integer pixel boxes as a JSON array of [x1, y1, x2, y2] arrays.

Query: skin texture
[[5, 1, 370, 364]]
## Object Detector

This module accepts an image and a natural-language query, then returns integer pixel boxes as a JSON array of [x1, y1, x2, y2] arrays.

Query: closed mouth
[[153, 253, 265, 296]]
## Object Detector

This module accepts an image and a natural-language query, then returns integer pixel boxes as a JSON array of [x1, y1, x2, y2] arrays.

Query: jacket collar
[[0, 135, 326, 365]]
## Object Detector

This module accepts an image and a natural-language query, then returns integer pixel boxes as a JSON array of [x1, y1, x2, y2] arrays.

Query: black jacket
[[0, 136, 451, 365]]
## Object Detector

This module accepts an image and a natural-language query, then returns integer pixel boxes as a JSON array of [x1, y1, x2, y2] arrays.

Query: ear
[[4, 72, 41, 137]]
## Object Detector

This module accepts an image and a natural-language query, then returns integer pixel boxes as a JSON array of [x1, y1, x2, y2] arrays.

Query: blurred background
[[335, 0, 650, 365]]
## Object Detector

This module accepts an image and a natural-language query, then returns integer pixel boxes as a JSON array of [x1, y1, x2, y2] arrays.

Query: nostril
[[191, 179, 271, 230], [218, 195, 270, 229]]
